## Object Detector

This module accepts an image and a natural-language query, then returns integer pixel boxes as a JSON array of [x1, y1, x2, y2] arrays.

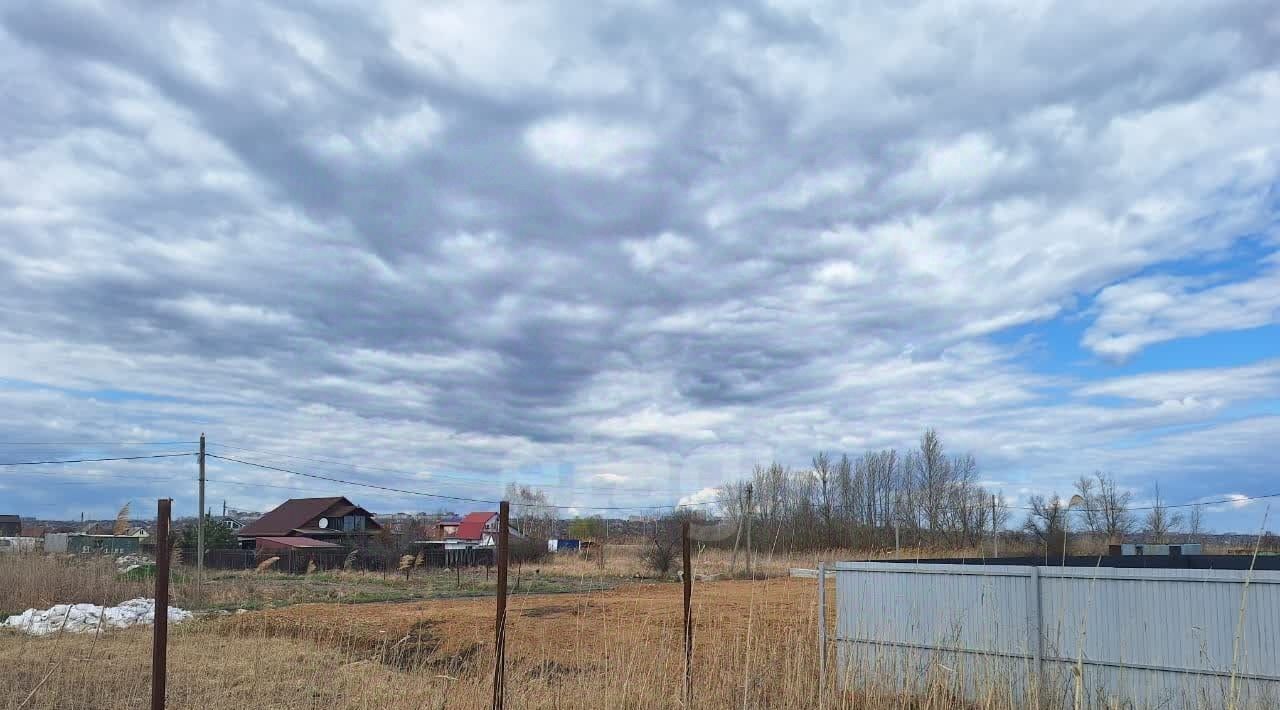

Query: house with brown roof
[[236, 497, 381, 550]]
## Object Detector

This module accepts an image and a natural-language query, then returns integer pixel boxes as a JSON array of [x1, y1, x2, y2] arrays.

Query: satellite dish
[[318, 518, 329, 529]]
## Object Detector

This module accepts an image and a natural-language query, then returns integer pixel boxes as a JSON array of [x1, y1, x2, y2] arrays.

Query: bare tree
[[505, 483, 558, 542], [1074, 471, 1134, 543], [1024, 495, 1069, 559], [1185, 503, 1208, 542], [914, 429, 951, 533], [1142, 482, 1184, 544], [813, 451, 835, 534]]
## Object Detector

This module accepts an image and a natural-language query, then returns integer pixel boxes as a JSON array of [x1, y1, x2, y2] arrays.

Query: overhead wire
[[205, 452, 719, 510], [0, 441, 198, 446], [0, 452, 196, 466], [205, 441, 642, 496]]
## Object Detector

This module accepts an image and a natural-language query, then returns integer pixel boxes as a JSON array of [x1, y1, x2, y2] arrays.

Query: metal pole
[[1029, 566, 1043, 704], [818, 561, 827, 701], [491, 501, 510, 710], [992, 494, 999, 558], [682, 521, 693, 707], [151, 498, 171, 710], [197, 433, 205, 603], [744, 484, 753, 579]]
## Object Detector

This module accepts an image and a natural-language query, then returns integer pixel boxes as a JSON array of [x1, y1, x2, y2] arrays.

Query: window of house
[[343, 515, 365, 532]]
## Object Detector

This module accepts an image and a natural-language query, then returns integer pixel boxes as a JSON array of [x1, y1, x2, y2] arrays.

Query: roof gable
[[455, 512, 498, 541], [239, 497, 352, 537]]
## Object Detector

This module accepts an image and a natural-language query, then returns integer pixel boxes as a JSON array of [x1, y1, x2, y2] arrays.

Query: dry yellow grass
[[2, 577, 1005, 710]]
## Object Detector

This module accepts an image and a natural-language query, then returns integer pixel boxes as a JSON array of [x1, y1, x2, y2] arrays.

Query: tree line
[[714, 429, 1008, 552], [503, 428, 1213, 559]]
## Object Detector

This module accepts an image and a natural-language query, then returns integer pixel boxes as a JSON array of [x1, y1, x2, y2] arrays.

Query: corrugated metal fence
[[831, 562, 1280, 709]]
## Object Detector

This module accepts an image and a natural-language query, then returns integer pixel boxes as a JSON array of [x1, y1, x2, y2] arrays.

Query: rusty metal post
[[682, 520, 693, 706], [491, 501, 510, 710], [151, 498, 171, 710]]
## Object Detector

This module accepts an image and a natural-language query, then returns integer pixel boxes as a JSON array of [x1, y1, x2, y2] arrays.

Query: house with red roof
[[439, 511, 522, 550]]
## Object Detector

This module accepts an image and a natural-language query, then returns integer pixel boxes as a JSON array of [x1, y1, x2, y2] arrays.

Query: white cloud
[[1084, 255, 1280, 360], [623, 232, 695, 272], [162, 296, 300, 328], [524, 114, 656, 178]]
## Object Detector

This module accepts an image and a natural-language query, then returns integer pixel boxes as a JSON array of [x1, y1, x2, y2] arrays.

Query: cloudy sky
[[1, 1, 1278, 531]]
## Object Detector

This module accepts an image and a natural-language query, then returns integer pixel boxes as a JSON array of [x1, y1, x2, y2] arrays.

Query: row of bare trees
[[715, 429, 1010, 552], [1024, 473, 1208, 554]]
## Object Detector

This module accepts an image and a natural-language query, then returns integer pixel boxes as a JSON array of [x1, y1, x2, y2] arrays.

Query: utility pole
[[197, 434, 206, 603], [744, 483, 753, 579], [992, 494, 999, 558]]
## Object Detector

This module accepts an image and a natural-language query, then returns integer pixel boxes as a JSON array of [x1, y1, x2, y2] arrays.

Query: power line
[[205, 452, 718, 511], [0, 441, 198, 446], [0, 452, 196, 466], [206, 441, 640, 496]]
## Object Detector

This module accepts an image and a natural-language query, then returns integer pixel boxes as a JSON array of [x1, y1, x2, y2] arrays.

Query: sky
[[0, 1, 1278, 532]]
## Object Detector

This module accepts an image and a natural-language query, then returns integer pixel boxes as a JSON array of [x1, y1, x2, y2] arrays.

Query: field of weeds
[[0, 544, 923, 616], [3, 577, 974, 710]]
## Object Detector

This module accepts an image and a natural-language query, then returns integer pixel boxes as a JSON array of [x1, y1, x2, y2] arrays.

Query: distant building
[[0, 515, 20, 537], [237, 497, 382, 550], [547, 538, 582, 553], [437, 512, 526, 550], [436, 518, 462, 539], [44, 533, 141, 554], [1109, 543, 1203, 557], [218, 517, 246, 531], [20, 525, 46, 539]]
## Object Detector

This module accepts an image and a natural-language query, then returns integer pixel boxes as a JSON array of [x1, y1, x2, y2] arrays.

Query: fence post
[[682, 521, 693, 706], [151, 498, 171, 710], [818, 561, 827, 702], [491, 501, 510, 710], [1028, 566, 1043, 705]]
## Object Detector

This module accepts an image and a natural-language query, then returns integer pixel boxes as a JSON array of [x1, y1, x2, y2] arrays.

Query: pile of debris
[[3, 599, 193, 636], [115, 554, 153, 574]]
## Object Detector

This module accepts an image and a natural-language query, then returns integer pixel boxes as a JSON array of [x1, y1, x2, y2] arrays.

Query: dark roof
[[0, 515, 20, 524], [239, 497, 351, 537], [255, 536, 343, 549], [455, 512, 497, 541]]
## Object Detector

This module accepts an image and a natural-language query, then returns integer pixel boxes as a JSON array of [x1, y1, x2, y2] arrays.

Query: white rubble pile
[[115, 555, 153, 573], [3, 599, 193, 636]]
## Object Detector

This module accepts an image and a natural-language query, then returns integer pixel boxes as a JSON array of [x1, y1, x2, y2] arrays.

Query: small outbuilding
[[547, 538, 582, 553], [0, 515, 20, 537], [44, 533, 141, 554], [253, 536, 345, 572]]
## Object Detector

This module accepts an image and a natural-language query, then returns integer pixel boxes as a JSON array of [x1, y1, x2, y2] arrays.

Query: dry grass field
[[0, 547, 1015, 709], [1, 543, 1097, 709], [1, 578, 863, 710]]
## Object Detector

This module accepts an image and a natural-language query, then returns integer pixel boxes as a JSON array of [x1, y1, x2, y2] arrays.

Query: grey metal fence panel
[[831, 562, 1280, 709]]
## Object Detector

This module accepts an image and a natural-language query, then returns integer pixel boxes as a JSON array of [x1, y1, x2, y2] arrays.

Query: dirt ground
[[222, 576, 821, 669]]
